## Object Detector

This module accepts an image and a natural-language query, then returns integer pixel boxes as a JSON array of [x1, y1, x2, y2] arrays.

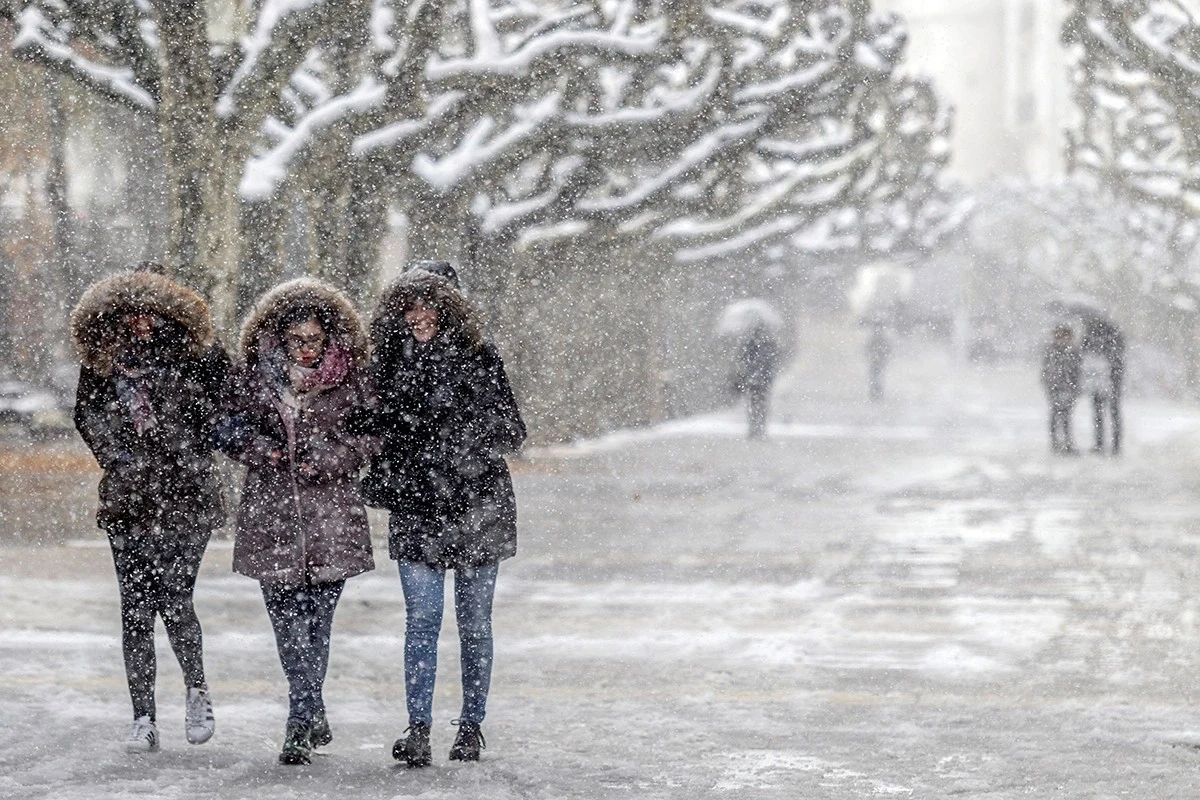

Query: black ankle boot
[[310, 711, 332, 748], [448, 720, 485, 762], [392, 721, 431, 768], [279, 720, 313, 765]]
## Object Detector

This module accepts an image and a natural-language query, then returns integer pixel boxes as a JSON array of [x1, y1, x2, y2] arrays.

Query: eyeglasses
[[284, 333, 326, 350]]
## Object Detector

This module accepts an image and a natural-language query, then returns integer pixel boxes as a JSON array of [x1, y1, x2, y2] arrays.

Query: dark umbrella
[[1044, 295, 1110, 322]]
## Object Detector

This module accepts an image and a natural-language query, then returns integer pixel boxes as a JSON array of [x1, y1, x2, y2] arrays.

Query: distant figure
[[865, 326, 892, 402], [1040, 324, 1082, 455], [1080, 319, 1125, 455], [731, 322, 781, 439]]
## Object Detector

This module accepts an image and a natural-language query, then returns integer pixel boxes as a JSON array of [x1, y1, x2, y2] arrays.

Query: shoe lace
[[130, 717, 156, 740], [451, 719, 485, 749], [403, 722, 430, 739], [186, 688, 213, 723]]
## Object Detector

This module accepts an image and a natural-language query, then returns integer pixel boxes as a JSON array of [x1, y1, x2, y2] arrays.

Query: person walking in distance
[[71, 267, 227, 753], [363, 268, 526, 767], [1080, 318, 1125, 455], [1040, 324, 1082, 455], [218, 279, 375, 765], [731, 321, 781, 439], [865, 325, 892, 402]]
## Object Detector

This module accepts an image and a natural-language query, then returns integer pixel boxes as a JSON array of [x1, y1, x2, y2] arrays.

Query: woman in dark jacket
[[71, 268, 228, 753], [364, 269, 525, 767], [218, 278, 375, 765]]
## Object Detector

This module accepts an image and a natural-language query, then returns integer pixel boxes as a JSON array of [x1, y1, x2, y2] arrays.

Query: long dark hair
[[371, 272, 484, 366]]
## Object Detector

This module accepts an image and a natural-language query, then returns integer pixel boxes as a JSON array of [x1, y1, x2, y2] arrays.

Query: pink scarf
[[290, 340, 353, 393]]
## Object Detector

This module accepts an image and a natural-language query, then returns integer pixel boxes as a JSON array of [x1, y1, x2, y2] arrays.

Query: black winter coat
[[75, 343, 229, 533], [732, 326, 781, 394], [71, 271, 229, 535], [365, 337, 526, 568], [1041, 341, 1081, 405]]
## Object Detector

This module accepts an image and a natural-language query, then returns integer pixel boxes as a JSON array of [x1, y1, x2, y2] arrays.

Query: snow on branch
[[217, 0, 326, 118], [705, 5, 789, 39], [12, 6, 155, 112], [564, 56, 723, 129], [735, 62, 834, 104], [411, 91, 562, 193], [351, 91, 465, 156], [240, 76, 387, 201], [673, 215, 803, 263], [657, 139, 870, 242], [1130, 2, 1200, 76], [466, 0, 502, 62], [578, 115, 767, 215], [427, 23, 663, 81]]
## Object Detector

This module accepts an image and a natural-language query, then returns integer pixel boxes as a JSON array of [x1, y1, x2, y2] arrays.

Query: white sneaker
[[185, 686, 215, 745], [126, 716, 159, 753]]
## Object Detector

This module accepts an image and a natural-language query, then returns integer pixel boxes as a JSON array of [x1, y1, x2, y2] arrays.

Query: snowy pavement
[[6, 325, 1200, 798]]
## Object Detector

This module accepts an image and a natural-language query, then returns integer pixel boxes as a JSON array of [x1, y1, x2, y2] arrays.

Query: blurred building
[[876, 0, 1072, 184]]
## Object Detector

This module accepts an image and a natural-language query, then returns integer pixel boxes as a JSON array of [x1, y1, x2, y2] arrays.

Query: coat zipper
[[275, 396, 306, 580]]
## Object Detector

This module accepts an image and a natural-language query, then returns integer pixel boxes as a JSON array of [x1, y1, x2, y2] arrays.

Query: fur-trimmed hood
[[239, 277, 368, 366], [371, 271, 484, 357], [70, 271, 215, 375]]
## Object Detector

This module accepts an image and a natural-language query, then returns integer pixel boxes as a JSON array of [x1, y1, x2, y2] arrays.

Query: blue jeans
[[398, 560, 498, 725], [261, 580, 344, 725]]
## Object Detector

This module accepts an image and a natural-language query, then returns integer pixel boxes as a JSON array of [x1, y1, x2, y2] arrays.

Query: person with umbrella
[[719, 299, 784, 440], [1044, 298, 1125, 455]]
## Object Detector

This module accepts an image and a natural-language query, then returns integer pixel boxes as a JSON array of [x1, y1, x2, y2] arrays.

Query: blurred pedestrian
[[1081, 318, 1125, 455], [71, 267, 228, 753], [731, 321, 781, 439], [217, 278, 375, 765], [1040, 324, 1082, 455], [363, 269, 526, 767], [865, 325, 892, 402]]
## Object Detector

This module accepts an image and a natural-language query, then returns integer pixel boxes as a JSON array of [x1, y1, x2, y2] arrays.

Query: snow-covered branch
[[241, 77, 387, 201], [11, 6, 156, 112]]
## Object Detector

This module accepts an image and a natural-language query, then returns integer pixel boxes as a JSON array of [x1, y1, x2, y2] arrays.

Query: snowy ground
[[6, 317, 1200, 798]]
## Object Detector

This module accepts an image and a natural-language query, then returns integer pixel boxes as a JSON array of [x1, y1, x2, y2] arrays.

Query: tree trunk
[[152, 0, 242, 333], [237, 197, 287, 316]]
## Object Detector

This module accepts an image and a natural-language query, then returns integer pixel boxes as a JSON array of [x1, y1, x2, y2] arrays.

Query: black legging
[[109, 524, 210, 720]]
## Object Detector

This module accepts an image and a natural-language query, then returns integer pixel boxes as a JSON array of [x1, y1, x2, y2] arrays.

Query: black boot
[[310, 711, 332, 749], [279, 720, 313, 765], [448, 720, 485, 762], [392, 722, 431, 768]]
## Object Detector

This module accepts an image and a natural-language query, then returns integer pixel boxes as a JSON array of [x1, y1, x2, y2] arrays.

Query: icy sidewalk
[[6, 337, 1200, 798]]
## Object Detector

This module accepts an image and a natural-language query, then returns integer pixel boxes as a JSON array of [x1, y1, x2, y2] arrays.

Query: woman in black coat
[[364, 269, 525, 767], [71, 268, 228, 753]]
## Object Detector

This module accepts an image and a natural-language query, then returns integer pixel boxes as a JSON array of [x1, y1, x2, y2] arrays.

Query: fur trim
[[239, 278, 368, 366], [70, 271, 214, 375], [371, 271, 484, 354]]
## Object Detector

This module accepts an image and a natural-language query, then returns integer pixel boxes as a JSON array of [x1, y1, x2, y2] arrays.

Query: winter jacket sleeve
[[197, 344, 232, 401], [467, 343, 526, 454], [429, 344, 526, 461], [214, 367, 285, 469], [73, 365, 132, 470], [299, 376, 378, 482]]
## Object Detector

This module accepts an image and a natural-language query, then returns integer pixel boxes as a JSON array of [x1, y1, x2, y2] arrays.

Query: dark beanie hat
[[405, 259, 459, 288]]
